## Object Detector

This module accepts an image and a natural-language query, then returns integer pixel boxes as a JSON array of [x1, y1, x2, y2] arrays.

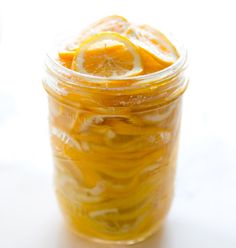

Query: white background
[[0, 0, 236, 247]]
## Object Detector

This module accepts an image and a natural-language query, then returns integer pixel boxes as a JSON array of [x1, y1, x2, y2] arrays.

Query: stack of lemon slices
[[58, 15, 179, 78], [50, 15, 183, 243]]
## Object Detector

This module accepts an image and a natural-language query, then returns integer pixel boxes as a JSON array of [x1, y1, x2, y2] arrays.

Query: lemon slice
[[126, 25, 178, 65], [58, 16, 130, 68], [58, 51, 76, 60], [79, 15, 129, 42], [138, 46, 167, 74], [57, 50, 75, 68], [88, 15, 129, 33], [72, 32, 143, 78], [58, 16, 129, 56]]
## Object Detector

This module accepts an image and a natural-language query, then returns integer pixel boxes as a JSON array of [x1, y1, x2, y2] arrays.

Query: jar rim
[[45, 34, 187, 90]]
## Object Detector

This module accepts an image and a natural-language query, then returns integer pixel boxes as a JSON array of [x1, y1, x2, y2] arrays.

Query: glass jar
[[43, 39, 188, 244]]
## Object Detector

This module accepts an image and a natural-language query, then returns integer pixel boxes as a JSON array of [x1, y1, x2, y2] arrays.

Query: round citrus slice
[[79, 15, 129, 41], [72, 32, 143, 78], [126, 25, 178, 65], [58, 16, 129, 67], [59, 16, 129, 54]]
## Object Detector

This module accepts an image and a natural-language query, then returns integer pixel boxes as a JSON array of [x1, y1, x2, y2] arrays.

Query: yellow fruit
[[138, 46, 167, 74], [50, 15, 183, 242], [72, 32, 143, 78], [126, 25, 178, 65], [58, 51, 76, 68], [79, 15, 129, 41]]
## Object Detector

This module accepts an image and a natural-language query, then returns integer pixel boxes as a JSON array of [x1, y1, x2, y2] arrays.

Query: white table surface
[[0, 0, 236, 247]]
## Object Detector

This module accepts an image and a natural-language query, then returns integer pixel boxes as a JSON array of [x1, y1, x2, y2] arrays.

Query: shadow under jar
[[43, 44, 188, 245]]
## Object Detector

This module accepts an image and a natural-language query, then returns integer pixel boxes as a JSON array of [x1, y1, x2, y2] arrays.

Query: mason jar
[[43, 37, 188, 244]]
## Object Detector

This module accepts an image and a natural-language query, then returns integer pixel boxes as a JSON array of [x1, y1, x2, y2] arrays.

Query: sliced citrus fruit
[[58, 50, 76, 68], [58, 16, 129, 55], [138, 46, 167, 74], [126, 25, 178, 65], [78, 15, 129, 42], [72, 32, 143, 78], [58, 51, 76, 60]]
